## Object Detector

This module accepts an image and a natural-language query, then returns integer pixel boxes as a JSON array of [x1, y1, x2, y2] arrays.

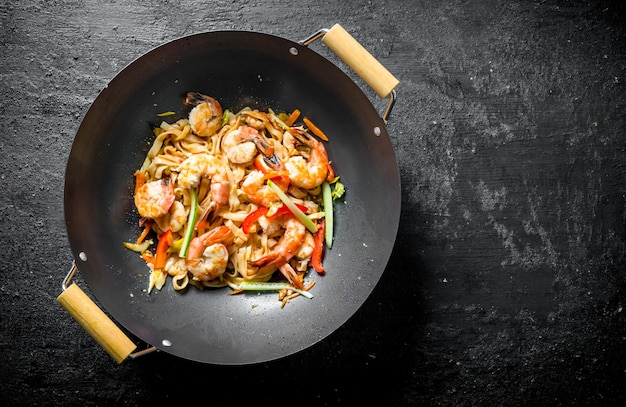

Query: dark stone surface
[[1, 0, 625, 405]]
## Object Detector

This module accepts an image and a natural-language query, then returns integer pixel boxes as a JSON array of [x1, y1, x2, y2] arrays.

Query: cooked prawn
[[176, 153, 230, 205], [284, 130, 329, 189], [187, 243, 229, 282], [134, 178, 175, 219], [221, 125, 274, 164], [241, 169, 283, 207], [278, 263, 303, 289], [164, 256, 187, 277], [165, 257, 190, 290], [154, 200, 187, 233], [250, 216, 306, 270], [294, 231, 315, 261], [186, 225, 233, 282], [185, 91, 223, 137]]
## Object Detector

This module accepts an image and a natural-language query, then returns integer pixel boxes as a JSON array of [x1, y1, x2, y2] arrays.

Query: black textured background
[[1, 0, 625, 405]]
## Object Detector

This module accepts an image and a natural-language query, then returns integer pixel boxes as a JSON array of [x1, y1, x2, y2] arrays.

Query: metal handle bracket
[[301, 24, 399, 123]]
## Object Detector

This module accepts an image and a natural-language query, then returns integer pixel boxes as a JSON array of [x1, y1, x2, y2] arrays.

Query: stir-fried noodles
[[124, 92, 342, 306]]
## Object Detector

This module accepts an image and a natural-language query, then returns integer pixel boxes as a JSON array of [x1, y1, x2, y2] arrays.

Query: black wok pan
[[59, 24, 400, 365]]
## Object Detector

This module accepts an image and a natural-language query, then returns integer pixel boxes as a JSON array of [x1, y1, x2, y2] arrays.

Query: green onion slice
[[236, 281, 314, 299], [179, 188, 198, 258], [322, 181, 333, 248]]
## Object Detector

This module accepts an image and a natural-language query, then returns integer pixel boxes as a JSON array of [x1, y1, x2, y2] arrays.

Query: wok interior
[[64, 31, 400, 364]]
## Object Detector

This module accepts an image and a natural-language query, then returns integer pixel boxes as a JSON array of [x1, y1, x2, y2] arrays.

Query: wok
[[58, 24, 400, 365]]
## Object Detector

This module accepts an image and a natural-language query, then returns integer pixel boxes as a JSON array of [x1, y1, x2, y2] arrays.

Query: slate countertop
[[1, 1, 625, 405]]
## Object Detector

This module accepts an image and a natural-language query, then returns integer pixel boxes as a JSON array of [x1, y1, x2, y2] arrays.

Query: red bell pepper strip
[[153, 229, 173, 270], [242, 207, 268, 234], [254, 154, 290, 185], [311, 220, 325, 274], [242, 203, 309, 234]]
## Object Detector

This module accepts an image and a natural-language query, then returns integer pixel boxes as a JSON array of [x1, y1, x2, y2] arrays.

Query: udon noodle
[[124, 92, 340, 306]]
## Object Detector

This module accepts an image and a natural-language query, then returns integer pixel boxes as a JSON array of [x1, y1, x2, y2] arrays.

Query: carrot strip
[[303, 117, 329, 141], [153, 229, 173, 270], [284, 109, 301, 126], [135, 223, 151, 245]]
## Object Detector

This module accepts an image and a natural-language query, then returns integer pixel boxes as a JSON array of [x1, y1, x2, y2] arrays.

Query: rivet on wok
[[79, 252, 87, 262], [289, 47, 298, 56], [162, 339, 172, 347], [374, 127, 381, 137]]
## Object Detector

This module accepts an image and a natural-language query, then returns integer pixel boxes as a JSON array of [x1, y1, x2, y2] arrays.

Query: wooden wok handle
[[322, 23, 399, 99], [57, 283, 137, 364]]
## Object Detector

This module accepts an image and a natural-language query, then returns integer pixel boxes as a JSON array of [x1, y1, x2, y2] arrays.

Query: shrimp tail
[[194, 202, 217, 229], [250, 252, 281, 268], [261, 153, 283, 171], [278, 263, 303, 289], [187, 225, 233, 260], [239, 128, 274, 158], [250, 256, 303, 288], [289, 127, 314, 146], [184, 91, 211, 106]]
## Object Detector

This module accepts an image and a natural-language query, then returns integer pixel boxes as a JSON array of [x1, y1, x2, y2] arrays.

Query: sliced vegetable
[[241, 207, 268, 234], [136, 223, 151, 244], [222, 109, 232, 126], [156, 111, 176, 117], [123, 239, 153, 253], [303, 117, 329, 141], [284, 108, 301, 126], [311, 220, 325, 273], [322, 181, 333, 248], [267, 109, 290, 131], [267, 202, 308, 220], [179, 188, 198, 258], [267, 180, 317, 233], [153, 229, 173, 270], [241, 203, 309, 234], [169, 238, 183, 253], [330, 177, 345, 199], [236, 281, 314, 299]]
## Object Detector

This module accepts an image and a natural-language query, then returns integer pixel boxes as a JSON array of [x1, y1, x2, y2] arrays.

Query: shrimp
[[187, 244, 229, 282], [241, 169, 282, 207], [164, 256, 187, 277], [185, 91, 223, 137], [240, 152, 291, 207], [251, 217, 306, 270], [221, 125, 274, 164], [284, 130, 329, 189], [176, 153, 230, 205], [278, 263, 303, 289], [134, 178, 175, 219], [251, 217, 307, 288], [165, 257, 190, 290], [154, 200, 187, 233], [276, 231, 315, 289], [294, 231, 315, 261], [186, 225, 233, 282]]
